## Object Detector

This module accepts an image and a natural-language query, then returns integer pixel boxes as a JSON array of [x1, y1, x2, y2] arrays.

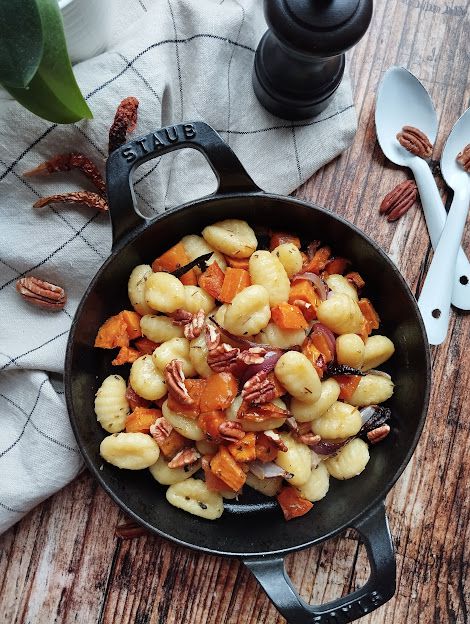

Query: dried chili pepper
[[24, 153, 106, 197], [171, 253, 213, 278], [108, 96, 139, 154], [325, 363, 366, 377], [33, 191, 108, 212]]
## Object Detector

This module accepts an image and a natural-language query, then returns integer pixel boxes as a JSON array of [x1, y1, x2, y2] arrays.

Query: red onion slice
[[211, 320, 276, 351], [249, 461, 292, 480], [292, 272, 329, 301], [367, 369, 392, 379], [239, 350, 283, 386], [310, 438, 351, 456], [309, 323, 336, 358]]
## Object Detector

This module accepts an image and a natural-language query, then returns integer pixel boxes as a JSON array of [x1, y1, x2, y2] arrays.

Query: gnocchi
[[275, 433, 312, 486], [296, 462, 330, 502], [290, 379, 340, 422], [317, 293, 364, 334], [326, 274, 359, 301], [227, 395, 288, 431], [189, 332, 212, 378], [162, 400, 204, 441], [362, 335, 395, 371], [202, 219, 257, 258], [223, 285, 271, 336], [94, 374, 130, 433], [256, 322, 307, 349], [166, 479, 224, 520], [94, 221, 395, 523], [145, 272, 186, 313], [181, 234, 227, 271], [245, 473, 283, 497], [152, 337, 195, 377], [184, 286, 216, 314], [100, 432, 160, 469], [336, 333, 365, 369], [348, 373, 394, 406], [140, 314, 183, 343], [249, 250, 290, 306], [274, 351, 321, 403], [311, 401, 362, 439], [325, 438, 370, 480], [129, 355, 167, 401], [128, 264, 154, 315], [271, 243, 303, 278], [149, 454, 201, 485]]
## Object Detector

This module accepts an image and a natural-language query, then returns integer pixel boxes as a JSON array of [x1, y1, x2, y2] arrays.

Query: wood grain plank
[[1, 0, 469, 622]]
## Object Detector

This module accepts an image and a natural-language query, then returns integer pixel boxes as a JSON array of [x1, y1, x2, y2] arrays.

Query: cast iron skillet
[[65, 122, 431, 624]]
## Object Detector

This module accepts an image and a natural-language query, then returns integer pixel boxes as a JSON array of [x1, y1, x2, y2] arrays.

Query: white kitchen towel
[[0, 0, 356, 534]]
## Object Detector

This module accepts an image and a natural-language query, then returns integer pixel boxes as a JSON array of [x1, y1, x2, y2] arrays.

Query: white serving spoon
[[418, 108, 470, 344], [375, 66, 470, 310]]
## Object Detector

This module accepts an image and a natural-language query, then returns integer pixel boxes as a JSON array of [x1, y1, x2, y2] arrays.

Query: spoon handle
[[410, 158, 470, 310], [418, 188, 470, 344]]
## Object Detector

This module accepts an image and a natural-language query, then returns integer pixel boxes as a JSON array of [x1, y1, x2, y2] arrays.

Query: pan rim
[[65, 191, 431, 558]]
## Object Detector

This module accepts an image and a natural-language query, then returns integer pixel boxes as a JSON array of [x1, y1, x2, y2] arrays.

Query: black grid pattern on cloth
[[0, 391, 79, 453], [0, 330, 69, 372], [0, 379, 47, 458]]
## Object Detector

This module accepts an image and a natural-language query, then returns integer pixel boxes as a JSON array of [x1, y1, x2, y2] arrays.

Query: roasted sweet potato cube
[[210, 446, 246, 491]]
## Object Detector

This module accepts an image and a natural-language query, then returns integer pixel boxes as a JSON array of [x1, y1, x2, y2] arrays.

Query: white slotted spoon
[[418, 108, 470, 344]]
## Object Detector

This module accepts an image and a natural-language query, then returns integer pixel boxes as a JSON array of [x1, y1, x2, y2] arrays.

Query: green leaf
[[3, 0, 93, 123], [0, 0, 43, 88]]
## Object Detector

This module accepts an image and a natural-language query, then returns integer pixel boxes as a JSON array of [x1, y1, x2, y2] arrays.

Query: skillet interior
[[66, 194, 430, 557]]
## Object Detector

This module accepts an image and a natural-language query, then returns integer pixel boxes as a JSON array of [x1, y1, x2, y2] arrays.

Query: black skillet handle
[[244, 503, 396, 624], [106, 121, 262, 248]]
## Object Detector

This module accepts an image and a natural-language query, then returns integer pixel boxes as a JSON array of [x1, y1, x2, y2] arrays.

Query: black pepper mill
[[253, 0, 373, 120]]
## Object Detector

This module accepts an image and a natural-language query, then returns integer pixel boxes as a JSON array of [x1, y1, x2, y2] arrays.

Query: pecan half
[[263, 430, 288, 452], [184, 309, 205, 340], [205, 323, 220, 350], [109, 96, 139, 154], [457, 144, 470, 172], [242, 370, 277, 405], [237, 346, 267, 365], [379, 180, 418, 222], [171, 308, 205, 339], [168, 447, 200, 469], [239, 401, 290, 422], [207, 343, 240, 373], [397, 126, 433, 158], [345, 271, 365, 290], [24, 152, 106, 197], [16, 276, 66, 310], [164, 359, 194, 405], [367, 424, 390, 444], [218, 421, 245, 441], [33, 191, 108, 212], [170, 309, 193, 325], [150, 416, 173, 445], [115, 521, 148, 540], [298, 433, 321, 447]]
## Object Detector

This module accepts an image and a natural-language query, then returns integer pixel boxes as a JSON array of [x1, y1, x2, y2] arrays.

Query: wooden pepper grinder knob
[[253, 0, 373, 120]]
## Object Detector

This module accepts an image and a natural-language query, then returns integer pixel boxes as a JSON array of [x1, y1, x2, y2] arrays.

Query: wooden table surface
[[1, 1, 469, 623]]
